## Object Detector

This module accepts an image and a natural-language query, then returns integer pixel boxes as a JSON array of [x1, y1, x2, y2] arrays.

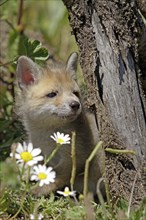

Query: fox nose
[[70, 101, 80, 111]]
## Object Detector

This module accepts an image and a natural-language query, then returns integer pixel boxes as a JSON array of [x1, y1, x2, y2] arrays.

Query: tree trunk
[[63, 0, 146, 205]]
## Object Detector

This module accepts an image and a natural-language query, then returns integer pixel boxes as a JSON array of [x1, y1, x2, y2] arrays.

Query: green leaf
[[18, 35, 49, 64]]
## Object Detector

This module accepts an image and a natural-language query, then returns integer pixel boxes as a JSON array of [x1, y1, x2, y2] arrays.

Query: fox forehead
[[29, 68, 79, 96]]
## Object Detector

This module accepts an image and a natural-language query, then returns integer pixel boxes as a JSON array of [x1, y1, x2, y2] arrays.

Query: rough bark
[[63, 0, 146, 205]]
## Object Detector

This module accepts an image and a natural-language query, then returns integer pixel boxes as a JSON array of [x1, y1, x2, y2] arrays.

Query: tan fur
[[15, 54, 104, 196]]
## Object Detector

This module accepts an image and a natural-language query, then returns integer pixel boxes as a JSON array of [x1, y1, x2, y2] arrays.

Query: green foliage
[[0, 153, 145, 219], [0, 90, 24, 161], [0, 158, 20, 188], [8, 31, 49, 64], [0, 185, 145, 220], [18, 35, 49, 63]]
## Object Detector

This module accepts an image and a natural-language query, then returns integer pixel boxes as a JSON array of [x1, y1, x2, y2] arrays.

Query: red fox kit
[[15, 53, 103, 195]]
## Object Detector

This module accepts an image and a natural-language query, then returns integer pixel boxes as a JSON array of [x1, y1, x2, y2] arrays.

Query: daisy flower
[[57, 187, 76, 197], [10, 142, 43, 166], [30, 213, 44, 220], [30, 164, 56, 187], [50, 132, 71, 145]]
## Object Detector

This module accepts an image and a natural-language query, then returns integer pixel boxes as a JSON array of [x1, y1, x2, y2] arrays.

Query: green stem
[[9, 166, 33, 219], [105, 148, 136, 155], [104, 176, 111, 208], [96, 178, 108, 219], [45, 144, 61, 164], [83, 141, 103, 197], [70, 131, 78, 203], [70, 131, 76, 191], [20, 163, 25, 182], [127, 171, 138, 218]]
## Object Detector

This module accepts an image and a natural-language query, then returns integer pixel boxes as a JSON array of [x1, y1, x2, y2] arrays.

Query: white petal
[[50, 135, 56, 141], [57, 190, 64, 195], [57, 132, 61, 137], [15, 153, 21, 159], [69, 191, 76, 196], [46, 172, 56, 182], [38, 213, 44, 220], [33, 155, 44, 161], [27, 143, 33, 152], [10, 152, 13, 157], [38, 164, 42, 169], [30, 214, 35, 220], [40, 164, 47, 172], [37, 164, 43, 172], [35, 165, 41, 172], [65, 134, 69, 137], [30, 175, 38, 181], [16, 143, 24, 153], [64, 194, 69, 197], [64, 135, 70, 139], [31, 148, 41, 156], [39, 180, 44, 187], [64, 187, 70, 192], [23, 142, 28, 151], [43, 179, 48, 185], [46, 167, 53, 173], [58, 133, 62, 138], [61, 133, 65, 137], [50, 171, 56, 179], [27, 160, 37, 166], [49, 177, 55, 183], [46, 176, 53, 183], [53, 133, 58, 138], [33, 165, 40, 173]]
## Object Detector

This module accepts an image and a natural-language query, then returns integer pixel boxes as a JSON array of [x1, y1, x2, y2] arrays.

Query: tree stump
[[63, 0, 146, 206]]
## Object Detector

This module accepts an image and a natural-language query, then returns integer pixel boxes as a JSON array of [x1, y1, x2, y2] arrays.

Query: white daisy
[[30, 213, 44, 220], [57, 187, 76, 197], [10, 142, 43, 166], [30, 164, 56, 187], [50, 132, 71, 145]]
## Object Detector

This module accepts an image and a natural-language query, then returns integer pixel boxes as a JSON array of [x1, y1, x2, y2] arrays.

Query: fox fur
[[15, 53, 104, 196]]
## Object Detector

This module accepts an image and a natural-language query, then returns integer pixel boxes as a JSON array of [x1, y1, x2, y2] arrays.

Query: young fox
[[15, 53, 104, 196]]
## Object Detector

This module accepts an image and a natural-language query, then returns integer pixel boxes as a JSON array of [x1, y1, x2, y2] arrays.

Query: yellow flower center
[[57, 138, 64, 144], [20, 152, 33, 162], [38, 172, 47, 180], [64, 191, 69, 195], [64, 189, 70, 195]]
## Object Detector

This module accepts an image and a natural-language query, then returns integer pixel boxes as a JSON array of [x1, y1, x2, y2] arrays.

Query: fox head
[[16, 53, 82, 126]]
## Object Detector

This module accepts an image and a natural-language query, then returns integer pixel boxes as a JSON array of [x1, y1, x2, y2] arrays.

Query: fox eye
[[46, 92, 57, 98], [73, 91, 80, 97]]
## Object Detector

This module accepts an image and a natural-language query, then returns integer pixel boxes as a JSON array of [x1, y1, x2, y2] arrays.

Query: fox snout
[[64, 100, 81, 120], [70, 101, 80, 112]]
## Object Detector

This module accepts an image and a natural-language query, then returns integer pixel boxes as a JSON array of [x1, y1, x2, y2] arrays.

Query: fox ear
[[16, 56, 39, 89], [66, 52, 78, 79]]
